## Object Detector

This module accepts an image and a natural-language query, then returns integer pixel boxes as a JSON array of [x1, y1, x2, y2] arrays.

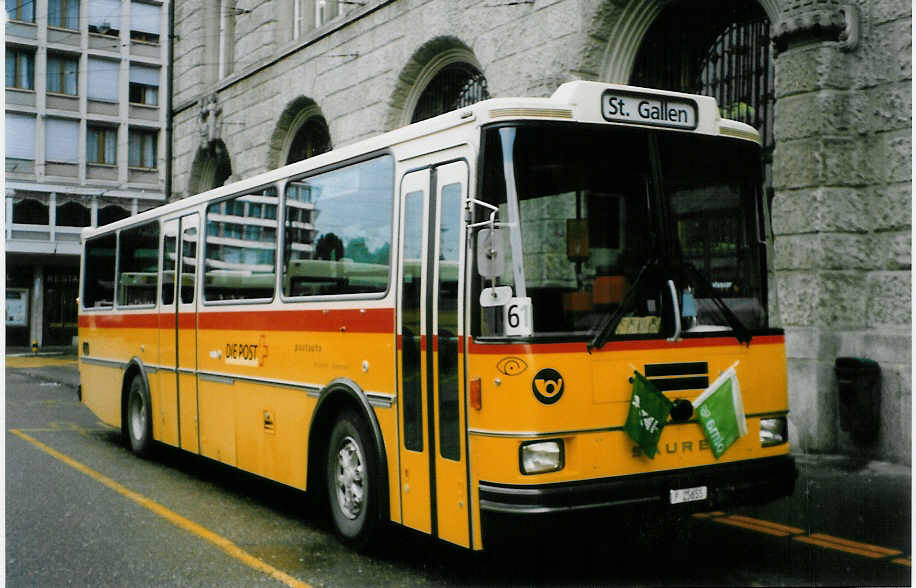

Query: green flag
[[693, 363, 747, 459], [624, 371, 673, 459]]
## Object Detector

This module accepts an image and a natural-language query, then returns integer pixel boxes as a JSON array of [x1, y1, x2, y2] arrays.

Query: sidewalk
[[6, 345, 78, 357], [5, 346, 80, 389], [747, 452, 912, 555]]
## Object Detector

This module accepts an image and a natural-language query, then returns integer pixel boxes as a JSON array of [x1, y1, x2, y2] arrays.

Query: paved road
[[5, 356, 911, 586]]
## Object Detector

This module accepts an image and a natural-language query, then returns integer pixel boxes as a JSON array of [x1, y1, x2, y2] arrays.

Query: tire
[[126, 375, 154, 458], [326, 410, 379, 549]]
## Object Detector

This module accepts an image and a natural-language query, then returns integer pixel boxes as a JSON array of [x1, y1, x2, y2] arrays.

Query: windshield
[[474, 122, 766, 341]]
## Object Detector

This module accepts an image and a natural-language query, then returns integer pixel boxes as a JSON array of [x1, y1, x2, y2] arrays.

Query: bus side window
[[203, 186, 278, 302], [282, 155, 394, 298], [83, 233, 117, 309], [180, 225, 198, 304], [162, 230, 177, 305], [117, 222, 159, 307]]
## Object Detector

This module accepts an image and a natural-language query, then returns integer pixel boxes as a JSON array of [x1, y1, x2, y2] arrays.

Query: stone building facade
[[169, 0, 911, 465]]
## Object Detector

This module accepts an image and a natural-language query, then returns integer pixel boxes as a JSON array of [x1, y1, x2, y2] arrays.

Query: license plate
[[670, 485, 707, 505]]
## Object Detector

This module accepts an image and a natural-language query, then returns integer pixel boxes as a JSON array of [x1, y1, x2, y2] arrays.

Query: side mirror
[[476, 227, 505, 279]]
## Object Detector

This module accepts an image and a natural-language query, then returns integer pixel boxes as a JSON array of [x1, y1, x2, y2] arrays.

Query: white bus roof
[[82, 81, 759, 241]]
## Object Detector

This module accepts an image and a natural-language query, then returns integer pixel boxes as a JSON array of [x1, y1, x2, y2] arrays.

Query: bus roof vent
[[489, 107, 573, 120]]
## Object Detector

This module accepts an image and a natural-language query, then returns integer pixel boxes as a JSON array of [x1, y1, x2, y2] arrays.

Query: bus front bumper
[[479, 454, 797, 516]]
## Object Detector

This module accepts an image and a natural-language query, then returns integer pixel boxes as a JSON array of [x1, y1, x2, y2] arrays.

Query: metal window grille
[[630, 1, 773, 155], [411, 64, 490, 124]]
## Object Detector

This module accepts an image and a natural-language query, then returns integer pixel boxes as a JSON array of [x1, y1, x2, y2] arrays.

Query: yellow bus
[[78, 81, 795, 551]]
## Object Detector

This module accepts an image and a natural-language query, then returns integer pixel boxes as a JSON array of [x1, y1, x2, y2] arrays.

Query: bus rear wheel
[[126, 375, 153, 458], [326, 410, 379, 549]]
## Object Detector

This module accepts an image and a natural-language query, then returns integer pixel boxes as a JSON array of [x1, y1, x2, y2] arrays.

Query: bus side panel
[[197, 376, 238, 467], [373, 403, 402, 525], [195, 317, 397, 494], [80, 321, 161, 430], [80, 361, 123, 428], [234, 380, 311, 489], [177, 371, 199, 451]]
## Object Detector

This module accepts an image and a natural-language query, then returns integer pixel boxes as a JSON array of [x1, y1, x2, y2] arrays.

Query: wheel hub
[[334, 436, 365, 520]]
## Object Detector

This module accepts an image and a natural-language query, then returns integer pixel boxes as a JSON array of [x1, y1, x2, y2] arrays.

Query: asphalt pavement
[[6, 346, 912, 568]]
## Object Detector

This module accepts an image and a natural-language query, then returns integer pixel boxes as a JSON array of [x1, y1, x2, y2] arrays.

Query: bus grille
[[644, 362, 709, 392]]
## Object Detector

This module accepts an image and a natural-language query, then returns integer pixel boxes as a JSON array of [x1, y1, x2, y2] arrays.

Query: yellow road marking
[[697, 511, 906, 565], [713, 515, 795, 537], [794, 533, 902, 559], [692, 510, 726, 519], [6, 356, 77, 368], [807, 532, 903, 556], [794, 535, 889, 559], [725, 514, 804, 536], [9, 429, 310, 588]]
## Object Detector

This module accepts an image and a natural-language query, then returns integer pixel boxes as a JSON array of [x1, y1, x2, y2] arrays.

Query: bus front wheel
[[326, 410, 379, 549], [126, 375, 153, 458]]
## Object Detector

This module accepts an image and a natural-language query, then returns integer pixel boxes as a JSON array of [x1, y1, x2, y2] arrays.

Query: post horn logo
[[532, 368, 564, 405]]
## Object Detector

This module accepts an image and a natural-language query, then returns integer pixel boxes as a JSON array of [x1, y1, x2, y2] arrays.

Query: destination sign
[[601, 90, 698, 130]]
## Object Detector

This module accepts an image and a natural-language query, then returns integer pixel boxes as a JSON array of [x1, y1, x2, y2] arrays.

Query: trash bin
[[835, 357, 881, 442]]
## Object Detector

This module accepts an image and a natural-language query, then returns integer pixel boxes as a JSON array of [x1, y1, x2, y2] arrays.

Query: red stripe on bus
[[79, 313, 159, 329], [80, 308, 395, 333], [196, 308, 396, 332], [467, 334, 784, 355], [156, 312, 197, 330]]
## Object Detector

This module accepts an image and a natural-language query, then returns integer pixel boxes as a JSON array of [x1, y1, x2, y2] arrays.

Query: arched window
[[286, 115, 331, 164], [13, 199, 49, 225], [411, 63, 489, 124], [56, 201, 91, 227], [189, 140, 233, 194], [630, 1, 772, 154], [98, 204, 130, 226]]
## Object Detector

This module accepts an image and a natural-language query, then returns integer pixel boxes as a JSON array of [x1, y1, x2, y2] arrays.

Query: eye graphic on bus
[[532, 368, 564, 404], [496, 356, 528, 376]]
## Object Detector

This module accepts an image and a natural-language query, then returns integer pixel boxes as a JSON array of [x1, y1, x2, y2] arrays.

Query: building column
[[49, 192, 57, 242], [6, 196, 13, 240], [30, 265, 44, 348], [771, 2, 911, 463]]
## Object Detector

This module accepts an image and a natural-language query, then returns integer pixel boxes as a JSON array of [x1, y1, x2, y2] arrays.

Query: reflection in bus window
[[84, 234, 117, 308], [475, 124, 765, 338], [204, 186, 278, 301], [438, 183, 461, 461], [660, 135, 764, 329], [161, 228, 177, 305], [180, 225, 198, 304], [477, 125, 653, 337], [117, 222, 159, 307], [283, 155, 394, 298], [401, 190, 423, 452]]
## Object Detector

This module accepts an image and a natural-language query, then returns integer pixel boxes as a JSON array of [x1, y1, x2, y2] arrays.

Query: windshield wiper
[[683, 262, 752, 346], [587, 259, 752, 352], [587, 259, 659, 353]]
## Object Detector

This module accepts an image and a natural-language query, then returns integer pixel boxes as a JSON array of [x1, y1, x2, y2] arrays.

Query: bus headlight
[[520, 439, 564, 475], [759, 417, 788, 447]]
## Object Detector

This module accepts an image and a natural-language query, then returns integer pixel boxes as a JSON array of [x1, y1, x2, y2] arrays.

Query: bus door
[[397, 161, 471, 548], [158, 214, 201, 452]]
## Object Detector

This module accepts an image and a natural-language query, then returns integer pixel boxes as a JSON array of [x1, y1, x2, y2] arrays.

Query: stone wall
[[170, 0, 594, 197], [772, 0, 911, 464]]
